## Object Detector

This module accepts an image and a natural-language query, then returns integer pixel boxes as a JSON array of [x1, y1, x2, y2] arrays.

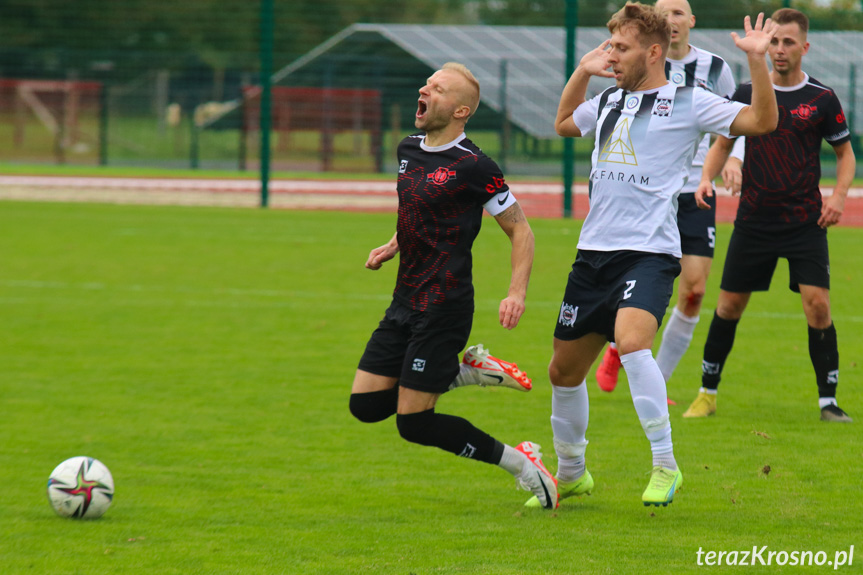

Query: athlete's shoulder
[[460, 136, 505, 176], [398, 133, 425, 152], [805, 75, 838, 96], [455, 136, 483, 157], [689, 44, 727, 64]]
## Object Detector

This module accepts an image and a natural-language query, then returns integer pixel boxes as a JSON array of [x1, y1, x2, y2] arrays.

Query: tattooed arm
[[493, 202, 534, 329]]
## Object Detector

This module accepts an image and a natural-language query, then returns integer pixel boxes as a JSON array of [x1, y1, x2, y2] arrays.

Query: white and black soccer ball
[[47, 456, 115, 519]]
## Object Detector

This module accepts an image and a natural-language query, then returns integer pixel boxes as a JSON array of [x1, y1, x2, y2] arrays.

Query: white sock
[[550, 382, 589, 482], [655, 307, 699, 382], [498, 444, 527, 476], [449, 363, 479, 389], [819, 397, 838, 409], [699, 387, 717, 395], [621, 349, 677, 471], [609, 342, 618, 351]]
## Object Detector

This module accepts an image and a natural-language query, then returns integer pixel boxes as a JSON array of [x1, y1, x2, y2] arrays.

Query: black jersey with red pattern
[[732, 75, 850, 231], [392, 133, 509, 313]]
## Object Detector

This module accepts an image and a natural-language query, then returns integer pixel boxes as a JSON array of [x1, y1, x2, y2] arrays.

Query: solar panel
[[275, 24, 863, 138]]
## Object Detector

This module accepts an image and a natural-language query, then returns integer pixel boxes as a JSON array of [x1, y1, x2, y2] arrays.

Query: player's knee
[[683, 290, 705, 315], [349, 389, 398, 423], [548, 359, 579, 387], [396, 409, 436, 445], [805, 299, 832, 327]]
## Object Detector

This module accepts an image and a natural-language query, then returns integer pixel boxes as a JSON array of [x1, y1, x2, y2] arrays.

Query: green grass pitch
[[1, 201, 860, 574]]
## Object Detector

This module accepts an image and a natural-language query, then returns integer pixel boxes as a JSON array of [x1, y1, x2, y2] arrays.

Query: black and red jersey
[[732, 75, 851, 232], [392, 133, 509, 313]]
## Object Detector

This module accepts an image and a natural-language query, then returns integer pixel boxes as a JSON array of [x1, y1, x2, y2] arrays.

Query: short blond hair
[[608, 2, 671, 56], [441, 62, 481, 118]]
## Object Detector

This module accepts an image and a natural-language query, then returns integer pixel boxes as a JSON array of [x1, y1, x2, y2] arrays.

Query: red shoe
[[596, 345, 621, 392]]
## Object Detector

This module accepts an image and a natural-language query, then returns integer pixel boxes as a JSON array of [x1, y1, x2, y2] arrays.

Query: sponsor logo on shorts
[[559, 302, 579, 327], [412, 358, 426, 372]]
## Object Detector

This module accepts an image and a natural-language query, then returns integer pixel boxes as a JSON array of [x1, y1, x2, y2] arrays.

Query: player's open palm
[[579, 39, 614, 78], [731, 13, 777, 56]]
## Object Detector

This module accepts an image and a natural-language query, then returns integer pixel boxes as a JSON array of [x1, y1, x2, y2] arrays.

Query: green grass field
[[1, 202, 861, 574]]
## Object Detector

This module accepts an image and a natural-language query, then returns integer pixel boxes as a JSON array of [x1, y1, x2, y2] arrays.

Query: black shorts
[[357, 300, 472, 394], [554, 250, 681, 343], [677, 192, 716, 258], [720, 224, 830, 293]]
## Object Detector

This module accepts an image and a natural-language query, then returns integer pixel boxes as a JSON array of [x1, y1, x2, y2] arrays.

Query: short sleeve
[[694, 88, 747, 139], [473, 155, 510, 205], [573, 94, 602, 139], [823, 92, 851, 145]]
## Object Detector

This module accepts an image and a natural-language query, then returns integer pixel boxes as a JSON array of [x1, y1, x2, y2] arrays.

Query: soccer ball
[[46, 456, 115, 519]]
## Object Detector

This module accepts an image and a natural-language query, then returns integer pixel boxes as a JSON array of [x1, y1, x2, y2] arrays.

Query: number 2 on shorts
[[623, 279, 636, 300]]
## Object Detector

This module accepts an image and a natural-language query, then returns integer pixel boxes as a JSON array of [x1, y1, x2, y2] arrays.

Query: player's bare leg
[[656, 254, 712, 405]]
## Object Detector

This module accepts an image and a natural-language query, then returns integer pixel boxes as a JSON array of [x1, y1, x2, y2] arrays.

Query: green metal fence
[[2, 0, 862, 190]]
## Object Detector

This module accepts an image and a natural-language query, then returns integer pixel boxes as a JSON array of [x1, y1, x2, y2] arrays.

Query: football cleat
[[459, 344, 532, 391], [596, 345, 621, 392], [525, 469, 593, 508], [682, 391, 717, 418], [515, 442, 558, 509], [820, 404, 853, 422], [642, 466, 683, 507]]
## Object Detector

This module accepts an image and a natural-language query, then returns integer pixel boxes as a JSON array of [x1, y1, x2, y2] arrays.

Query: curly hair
[[607, 2, 671, 54]]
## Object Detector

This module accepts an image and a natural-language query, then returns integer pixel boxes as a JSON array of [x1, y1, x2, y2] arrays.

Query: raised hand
[[731, 13, 778, 56], [578, 39, 615, 78]]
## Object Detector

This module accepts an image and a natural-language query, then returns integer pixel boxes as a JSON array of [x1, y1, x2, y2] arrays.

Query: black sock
[[396, 409, 505, 464], [809, 323, 839, 398], [702, 311, 739, 390]]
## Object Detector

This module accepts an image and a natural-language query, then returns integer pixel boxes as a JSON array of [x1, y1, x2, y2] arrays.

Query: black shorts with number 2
[[554, 250, 681, 343]]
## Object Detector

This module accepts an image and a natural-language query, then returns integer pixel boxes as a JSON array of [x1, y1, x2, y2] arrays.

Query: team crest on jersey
[[399, 159, 408, 173], [671, 72, 685, 86], [652, 98, 673, 117], [599, 118, 637, 165], [427, 167, 456, 184], [791, 104, 817, 120]]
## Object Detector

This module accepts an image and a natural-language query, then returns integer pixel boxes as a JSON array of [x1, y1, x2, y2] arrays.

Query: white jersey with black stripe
[[666, 45, 736, 192], [572, 83, 746, 257]]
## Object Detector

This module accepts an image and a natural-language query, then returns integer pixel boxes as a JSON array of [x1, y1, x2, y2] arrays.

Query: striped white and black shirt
[[572, 83, 746, 257], [666, 45, 737, 191]]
